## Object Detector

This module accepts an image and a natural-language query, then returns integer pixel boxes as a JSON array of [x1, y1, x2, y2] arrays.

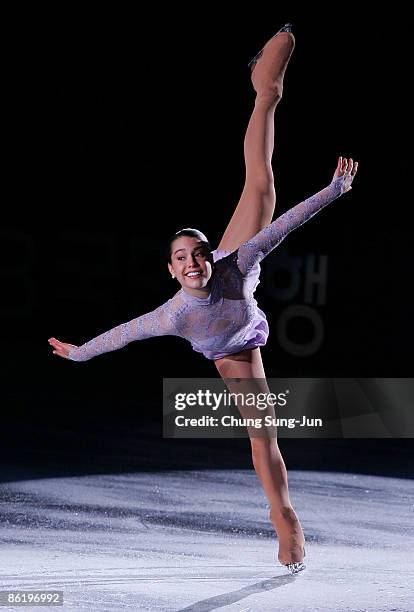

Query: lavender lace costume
[[68, 176, 347, 362]]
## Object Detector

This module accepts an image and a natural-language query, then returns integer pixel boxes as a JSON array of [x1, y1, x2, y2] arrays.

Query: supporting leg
[[214, 348, 305, 566]]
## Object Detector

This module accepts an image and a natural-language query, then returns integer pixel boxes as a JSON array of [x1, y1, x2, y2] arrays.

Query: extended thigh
[[217, 181, 275, 253]]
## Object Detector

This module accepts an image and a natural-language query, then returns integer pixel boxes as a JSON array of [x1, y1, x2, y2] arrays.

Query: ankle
[[278, 544, 305, 566], [270, 505, 297, 523]]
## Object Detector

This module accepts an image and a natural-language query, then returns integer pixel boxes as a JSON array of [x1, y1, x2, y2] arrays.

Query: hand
[[48, 337, 78, 359], [332, 156, 359, 193]]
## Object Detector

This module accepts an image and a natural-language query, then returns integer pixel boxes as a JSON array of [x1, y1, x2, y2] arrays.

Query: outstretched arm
[[236, 157, 358, 274], [48, 300, 177, 362]]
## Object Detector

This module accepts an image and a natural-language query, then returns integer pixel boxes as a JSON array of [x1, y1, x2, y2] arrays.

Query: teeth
[[187, 272, 201, 277]]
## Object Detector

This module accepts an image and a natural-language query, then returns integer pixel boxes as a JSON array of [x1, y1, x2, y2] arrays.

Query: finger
[[347, 158, 354, 175], [351, 161, 359, 176], [342, 158, 348, 173]]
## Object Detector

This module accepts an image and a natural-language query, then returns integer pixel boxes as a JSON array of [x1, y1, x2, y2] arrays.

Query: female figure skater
[[48, 24, 358, 574]]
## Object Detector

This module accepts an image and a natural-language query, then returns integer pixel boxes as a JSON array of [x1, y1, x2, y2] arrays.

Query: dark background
[[2, 8, 413, 478]]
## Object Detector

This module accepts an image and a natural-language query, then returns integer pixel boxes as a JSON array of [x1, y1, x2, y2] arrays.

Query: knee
[[256, 89, 283, 107], [246, 163, 274, 191], [250, 437, 277, 460], [250, 171, 274, 196]]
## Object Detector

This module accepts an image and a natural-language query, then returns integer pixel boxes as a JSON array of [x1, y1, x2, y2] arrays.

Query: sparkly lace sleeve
[[67, 300, 178, 362], [237, 176, 346, 274]]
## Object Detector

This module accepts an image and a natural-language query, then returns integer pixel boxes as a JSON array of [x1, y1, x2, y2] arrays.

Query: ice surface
[[0, 470, 413, 611]]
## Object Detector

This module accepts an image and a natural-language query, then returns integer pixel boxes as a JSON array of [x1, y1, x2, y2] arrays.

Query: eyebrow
[[173, 246, 205, 255]]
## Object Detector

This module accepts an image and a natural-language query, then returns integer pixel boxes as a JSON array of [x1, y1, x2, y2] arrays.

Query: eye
[[177, 256, 185, 261]]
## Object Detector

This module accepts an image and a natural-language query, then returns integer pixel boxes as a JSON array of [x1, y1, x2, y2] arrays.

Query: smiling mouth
[[185, 271, 202, 278]]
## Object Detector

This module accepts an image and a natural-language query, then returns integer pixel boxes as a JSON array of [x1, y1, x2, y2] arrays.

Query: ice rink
[[1, 464, 413, 611]]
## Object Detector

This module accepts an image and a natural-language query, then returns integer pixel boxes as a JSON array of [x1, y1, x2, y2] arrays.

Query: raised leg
[[218, 32, 295, 253], [214, 347, 305, 566]]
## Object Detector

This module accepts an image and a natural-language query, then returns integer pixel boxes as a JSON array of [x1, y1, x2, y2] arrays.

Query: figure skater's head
[[167, 228, 214, 297]]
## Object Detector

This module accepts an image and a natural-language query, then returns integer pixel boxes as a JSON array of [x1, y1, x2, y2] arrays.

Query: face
[[168, 236, 213, 297]]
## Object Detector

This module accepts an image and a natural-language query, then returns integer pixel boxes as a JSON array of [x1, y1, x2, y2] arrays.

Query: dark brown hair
[[167, 228, 211, 263]]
